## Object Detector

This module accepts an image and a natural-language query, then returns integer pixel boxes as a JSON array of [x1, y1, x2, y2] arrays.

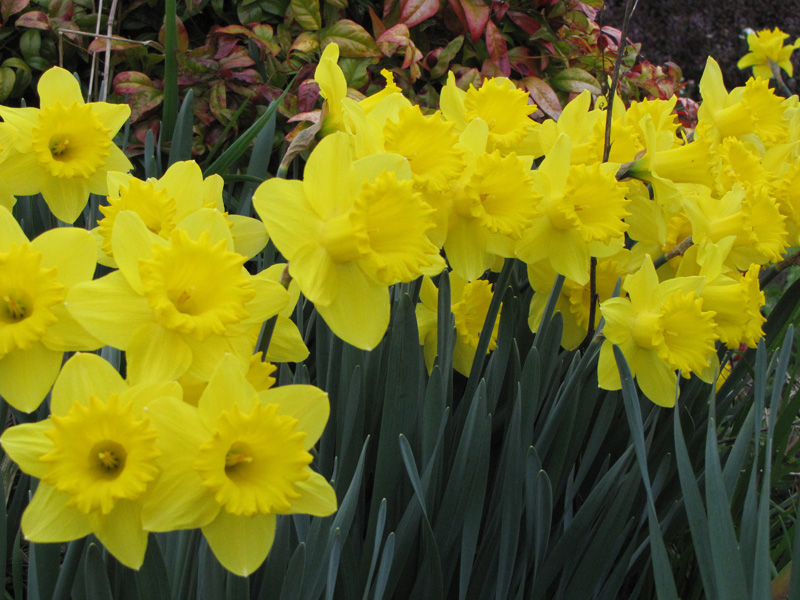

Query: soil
[[602, 0, 800, 97]]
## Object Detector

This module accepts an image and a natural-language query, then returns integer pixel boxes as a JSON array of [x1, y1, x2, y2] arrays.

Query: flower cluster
[[258, 44, 786, 406], [0, 39, 792, 572], [0, 69, 334, 574]]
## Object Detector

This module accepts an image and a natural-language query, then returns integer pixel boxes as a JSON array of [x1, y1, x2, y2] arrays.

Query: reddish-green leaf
[[399, 0, 438, 28], [428, 35, 464, 79], [549, 67, 601, 95], [158, 15, 189, 52], [519, 76, 561, 118], [87, 37, 140, 53], [507, 10, 541, 36], [368, 7, 387, 37], [2, 0, 28, 21], [291, 0, 322, 31], [113, 71, 155, 94], [484, 20, 509, 76], [290, 31, 320, 54], [449, 0, 490, 43], [321, 20, 380, 58], [15, 10, 50, 30]]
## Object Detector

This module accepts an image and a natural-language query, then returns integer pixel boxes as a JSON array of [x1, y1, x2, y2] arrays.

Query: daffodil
[[527, 251, 630, 351], [0, 353, 181, 569], [416, 273, 501, 376], [0, 209, 100, 412], [738, 27, 800, 79], [516, 134, 629, 285], [597, 257, 717, 407], [253, 132, 443, 350], [97, 161, 267, 267], [0, 67, 131, 223], [142, 354, 336, 576], [440, 73, 538, 154], [697, 58, 788, 144], [66, 209, 289, 385]]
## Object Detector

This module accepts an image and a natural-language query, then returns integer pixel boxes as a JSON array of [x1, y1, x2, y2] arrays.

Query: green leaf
[[614, 345, 679, 600], [84, 544, 113, 600], [28, 541, 61, 600], [168, 88, 195, 165], [674, 401, 721, 600], [278, 543, 305, 600], [549, 68, 602, 95], [162, 0, 179, 143], [53, 539, 88, 600], [372, 534, 395, 600], [204, 80, 294, 178], [291, 0, 322, 31], [321, 20, 380, 58], [135, 536, 171, 600]]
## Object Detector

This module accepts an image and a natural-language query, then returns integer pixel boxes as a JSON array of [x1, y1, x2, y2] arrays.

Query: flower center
[[91, 440, 127, 478], [0, 244, 64, 356], [139, 230, 255, 340], [98, 179, 178, 257], [41, 394, 160, 515], [31, 102, 112, 179], [194, 402, 312, 517]]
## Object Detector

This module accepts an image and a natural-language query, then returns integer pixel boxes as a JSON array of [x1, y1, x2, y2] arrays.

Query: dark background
[[603, 0, 800, 96]]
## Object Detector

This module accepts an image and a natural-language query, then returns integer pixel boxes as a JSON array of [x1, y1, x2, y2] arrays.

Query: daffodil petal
[[31, 227, 96, 287], [127, 323, 193, 385], [39, 176, 90, 224], [259, 384, 329, 448], [253, 178, 319, 260], [198, 354, 258, 429], [0, 343, 62, 413], [0, 206, 27, 251], [112, 210, 162, 294], [22, 482, 92, 542], [635, 349, 678, 408], [88, 499, 148, 569], [228, 215, 269, 259], [143, 396, 219, 531], [0, 421, 53, 478], [66, 272, 153, 349], [38, 67, 85, 106], [178, 208, 234, 250], [245, 277, 290, 323], [315, 264, 389, 350], [90, 102, 132, 135], [202, 511, 276, 577], [265, 317, 310, 363], [50, 352, 126, 415], [304, 132, 356, 218], [282, 471, 337, 516], [158, 160, 205, 217], [290, 242, 339, 307], [41, 305, 102, 352]]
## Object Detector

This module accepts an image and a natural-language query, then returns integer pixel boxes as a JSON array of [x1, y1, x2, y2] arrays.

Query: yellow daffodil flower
[[516, 134, 629, 285], [66, 209, 289, 384], [0, 67, 132, 223], [738, 27, 800, 79], [416, 273, 500, 376], [253, 132, 443, 350], [0, 353, 181, 569], [0, 209, 100, 412], [97, 161, 267, 267], [527, 251, 630, 351], [142, 354, 336, 576], [598, 257, 717, 407]]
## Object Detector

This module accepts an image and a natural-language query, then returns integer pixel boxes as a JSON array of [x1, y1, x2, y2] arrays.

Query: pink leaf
[[519, 76, 561, 118], [450, 0, 490, 43], [2, 0, 29, 22], [399, 0, 438, 28], [506, 10, 540, 36], [484, 20, 509, 76], [15, 10, 49, 29]]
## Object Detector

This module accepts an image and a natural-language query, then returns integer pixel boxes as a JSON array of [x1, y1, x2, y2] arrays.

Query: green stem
[[161, 0, 178, 144]]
